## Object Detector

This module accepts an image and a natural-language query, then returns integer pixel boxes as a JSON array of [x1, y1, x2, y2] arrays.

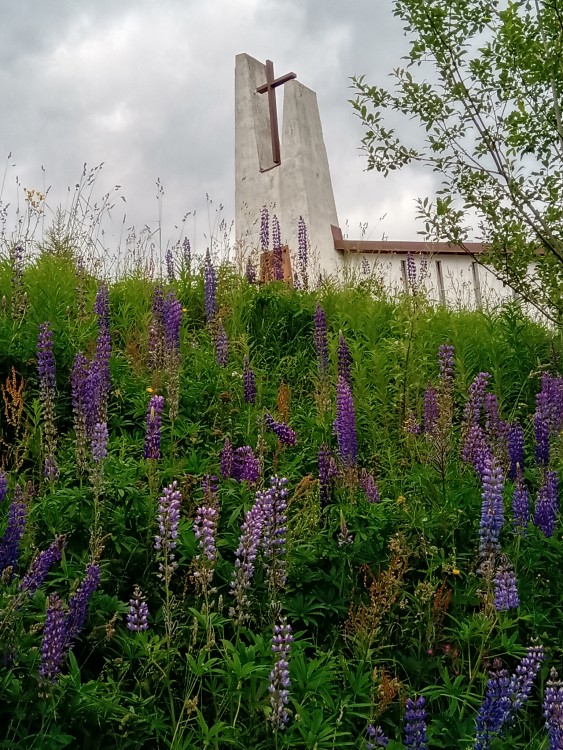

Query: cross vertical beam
[[256, 59, 296, 168]]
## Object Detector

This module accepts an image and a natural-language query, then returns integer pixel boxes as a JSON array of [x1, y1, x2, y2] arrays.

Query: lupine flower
[[0, 491, 27, 576], [314, 302, 329, 378], [154, 481, 181, 582], [509, 645, 545, 714], [144, 395, 165, 459], [507, 422, 525, 480], [494, 561, 520, 611], [66, 563, 101, 642], [479, 453, 505, 557], [272, 214, 284, 280], [230, 493, 265, 622], [221, 437, 235, 478], [424, 385, 439, 434], [165, 247, 175, 282], [9, 244, 25, 317], [93, 284, 109, 329], [338, 514, 353, 545], [438, 344, 455, 393], [463, 424, 490, 478], [544, 668, 563, 750], [463, 372, 491, 428], [0, 471, 7, 503], [261, 476, 288, 590], [92, 285, 111, 423], [534, 470, 559, 538], [260, 206, 269, 252], [204, 250, 217, 323], [269, 618, 293, 730], [318, 444, 334, 507], [360, 470, 379, 503], [202, 474, 219, 505], [245, 257, 256, 284], [39, 594, 68, 683], [19, 536, 65, 596], [148, 286, 165, 370], [243, 356, 256, 404], [71, 352, 89, 472], [405, 411, 422, 435], [37, 321, 58, 480], [404, 695, 427, 750], [194, 480, 219, 589], [91, 421, 108, 464], [406, 252, 417, 294], [337, 331, 352, 386], [163, 291, 182, 355], [265, 413, 296, 446], [365, 725, 389, 748], [234, 446, 260, 483], [182, 237, 191, 269], [297, 215, 308, 289], [334, 376, 358, 469], [215, 320, 229, 367], [512, 475, 530, 533], [127, 585, 149, 632]]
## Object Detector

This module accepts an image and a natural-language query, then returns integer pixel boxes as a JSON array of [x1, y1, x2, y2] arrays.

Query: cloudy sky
[[1, 0, 440, 266]]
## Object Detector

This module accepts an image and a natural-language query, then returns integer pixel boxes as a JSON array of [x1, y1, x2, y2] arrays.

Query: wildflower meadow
[[0, 210, 563, 749]]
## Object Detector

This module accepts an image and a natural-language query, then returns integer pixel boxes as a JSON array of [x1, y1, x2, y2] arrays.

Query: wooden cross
[[256, 60, 296, 168]]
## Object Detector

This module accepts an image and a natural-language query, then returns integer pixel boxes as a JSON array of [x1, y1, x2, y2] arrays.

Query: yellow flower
[[146, 387, 154, 393], [452, 568, 461, 576], [397, 495, 406, 505], [182, 307, 187, 313]]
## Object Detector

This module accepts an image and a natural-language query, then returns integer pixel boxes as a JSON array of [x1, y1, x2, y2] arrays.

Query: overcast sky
[[0, 0, 441, 267]]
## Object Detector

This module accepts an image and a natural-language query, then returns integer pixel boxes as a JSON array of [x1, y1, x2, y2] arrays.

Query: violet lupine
[[269, 618, 293, 731], [93, 284, 109, 328], [463, 424, 490, 479], [544, 668, 563, 750], [261, 476, 288, 590], [0, 471, 7, 503], [204, 250, 217, 323], [318, 444, 334, 507], [463, 372, 491, 429], [165, 247, 175, 282], [182, 237, 191, 269], [37, 321, 58, 480], [92, 285, 111, 423], [297, 215, 309, 289], [337, 330, 352, 386], [424, 385, 439, 434], [265, 413, 296, 446], [512, 475, 530, 533], [243, 356, 256, 404], [39, 594, 68, 683], [215, 320, 229, 367], [272, 214, 284, 280], [484, 393, 505, 447], [127, 585, 150, 631], [71, 352, 89, 472], [0, 492, 27, 576], [163, 291, 182, 356], [438, 344, 455, 393], [314, 302, 329, 379], [230, 493, 265, 622], [494, 561, 520, 611], [202, 474, 219, 505], [260, 206, 269, 252], [144, 395, 165, 459], [91, 421, 108, 464], [534, 470, 559, 538], [365, 725, 389, 748], [66, 563, 100, 643], [334, 375, 358, 469], [404, 696, 427, 750], [406, 252, 417, 295], [148, 286, 165, 371], [193, 495, 219, 589], [221, 437, 235, 478], [234, 446, 260, 483], [535, 403, 552, 466], [509, 645, 545, 714], [479, 453, 505, 558], [507, 422, 525, 480], [19, 536, 65, 596], [154, 481, 181, 583], [360, 471, 379, 503]]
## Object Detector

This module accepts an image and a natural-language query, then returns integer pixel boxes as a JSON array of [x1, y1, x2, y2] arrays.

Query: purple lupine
[[243, 356, 256, 404], [144, 395, 165, 459], [463, 424, 490, 478], [0, 471, 7, 503], [37, 321, 58, 480], [365, 725, 389, 748], [318, 444, 334, 507], [163, 291, 182, 355], [512, 475, 530, 533], [19, 536, 65, 596], [91, 421, 108, 464], [39, 594, 68, 682], [360, 470, 379, 503], [509, 645, 545, 714], [337, 331, 352, 386], [475, 661, 513, 750], [221, 437, 235, 479], [463, 372, 491, 428], [93, 284, 109, 329], [406, 252, 417, 294], [194, 480, 219, 588], [297, 215, 308, 289], [127, 585, 149, 631], [334, 376, 358, 469], [479, 453, 505, 557], [234, 446, 260, 483], [534, 470, 559, 538], [269, 619, 293, 731], [272, 214, 284, 280], [204, 250, 217, 323], [154, 481, 181, 582], [202, 474, 219, 505], [424, 385, 439, 434], [148, 285, 165, 371], [165, 247, 175, 282], [92, 285, 111, 420], [0, 491, 27, 576], [338, 514, 354, 545], [260, 206, 269, 252], [71, 352, 89, 471], [246, 257, 256, 284], [230, 493, 265, 622], [314, 302, 329, 379], [507, 422, 525, 480], [182, 237, 191, 269], [265, 413, 296, 446], [535, 404, 551, 466], [66, 563, 101, 642], [494, 561, 519, 611], [404, 695, 427, 750], [261, 476, 288, 590], [215, 321, 229, 367], [544, 668, 563, 750], [438, 344, 455, 393], [405, 411, 422, 435], [484, 393, 504, 445]]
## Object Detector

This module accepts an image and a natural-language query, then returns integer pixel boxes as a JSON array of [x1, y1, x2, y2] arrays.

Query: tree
[[351, 0, 563, 324]]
